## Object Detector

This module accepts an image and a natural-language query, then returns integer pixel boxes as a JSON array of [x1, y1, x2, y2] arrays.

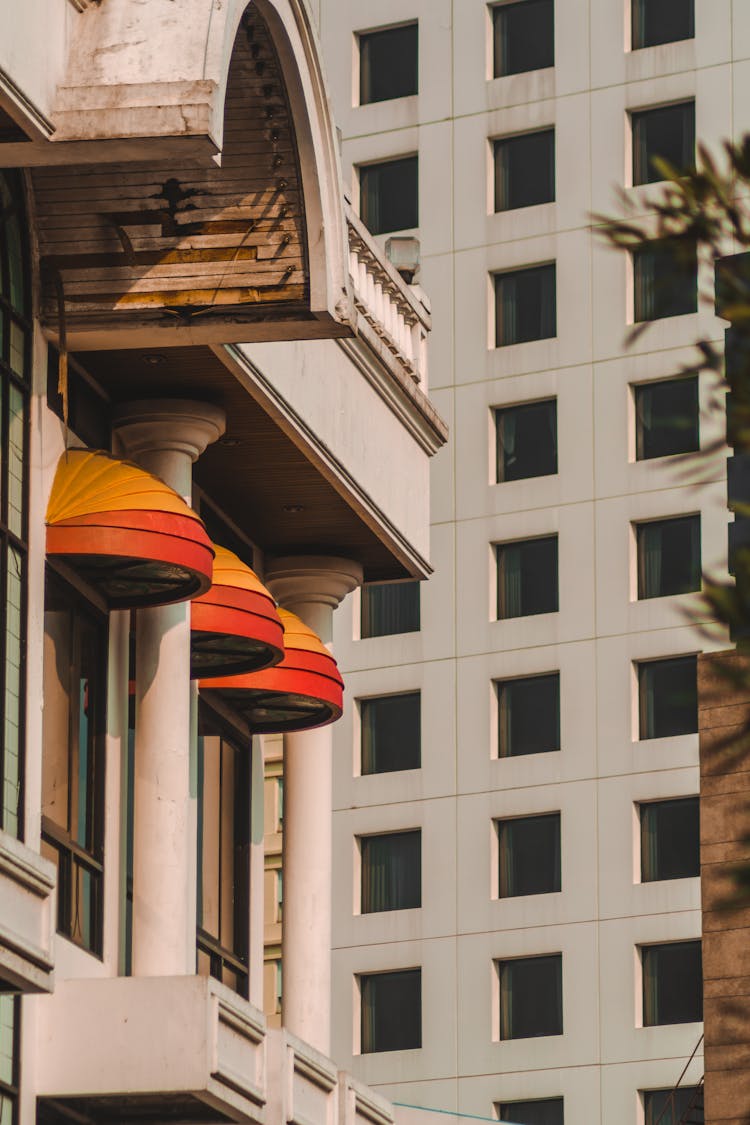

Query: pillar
[[113, 399, 225, 977], [265, 556, 362, 1054]]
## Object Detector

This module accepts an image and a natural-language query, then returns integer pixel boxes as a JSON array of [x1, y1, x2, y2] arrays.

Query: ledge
[[0, 830, 55, 993]]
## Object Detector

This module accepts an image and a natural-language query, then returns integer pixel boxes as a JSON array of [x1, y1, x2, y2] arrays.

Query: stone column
[[265, 556, 362, 1054], [113, 400, 225, 977]]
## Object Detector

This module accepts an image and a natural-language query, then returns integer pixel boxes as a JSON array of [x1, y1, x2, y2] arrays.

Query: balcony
[[0, 829, 55, 992]]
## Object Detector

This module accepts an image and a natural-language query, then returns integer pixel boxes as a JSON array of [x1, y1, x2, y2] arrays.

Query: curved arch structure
[[25, 0, 350, 349]]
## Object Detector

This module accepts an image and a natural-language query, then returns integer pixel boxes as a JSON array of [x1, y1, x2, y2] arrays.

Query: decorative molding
[[0, 64, 54, 140]]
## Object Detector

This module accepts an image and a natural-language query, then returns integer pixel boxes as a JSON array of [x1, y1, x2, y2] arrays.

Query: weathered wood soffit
[[25, 3, 351, 349]]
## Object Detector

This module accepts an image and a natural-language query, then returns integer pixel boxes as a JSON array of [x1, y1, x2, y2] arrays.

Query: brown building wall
[[699, 650, 750, 1125]]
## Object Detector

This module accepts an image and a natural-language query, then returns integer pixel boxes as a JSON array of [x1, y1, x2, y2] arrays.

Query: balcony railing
[[346, 204, 430, 395]]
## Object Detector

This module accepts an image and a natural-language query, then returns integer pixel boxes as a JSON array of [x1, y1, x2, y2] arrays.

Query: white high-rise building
[[322, 3, 739, 1123]]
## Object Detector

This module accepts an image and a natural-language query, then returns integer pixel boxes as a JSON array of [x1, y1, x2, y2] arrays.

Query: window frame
[[358, 155, 419, 237], [636, 654, 698, 741], [632, 239, 698, 323], [639, 796, 700, 883], [0, 995, 20, 1125], [494, 263, 557, 348], [359, 967, 422, 1054], [359, 828, 422, 914], [633, 375, 700, 462], [630, 100, 696, 187], [496, 812, 562, 899], [631, 0, 695, 51], [359, 690, 421, 776], [494, 397, 558, 483], [196, 697, 252, 999], [495, 1099, 565, 1125], [356, 21, 419, 106], [491, 0, 555, 79], [360, 580, 420, 638], [634, 514, 702, 600], [495, 534, 559, 620], [496, 953, 564, 1041], [640, 940, 703, 1027], [0, 169, 31, 843], [493, 128, 556, 213], [495, 672, 561, 759], [41, 565, 108, 958]]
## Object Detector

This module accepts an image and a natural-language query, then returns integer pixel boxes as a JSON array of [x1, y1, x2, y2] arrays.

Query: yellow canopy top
[[209, 546, 276, 600], [277, 607, 331, 658], [46, 449, 202, 526]]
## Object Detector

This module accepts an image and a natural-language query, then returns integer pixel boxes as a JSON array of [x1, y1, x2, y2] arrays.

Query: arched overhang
[[22, 0, 351, 349]]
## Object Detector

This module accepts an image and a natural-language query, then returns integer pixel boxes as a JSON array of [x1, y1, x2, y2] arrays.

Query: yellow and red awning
[[46, 449, 214, 607], [191, 546, 284, 678], [200, 607, 344, 732]]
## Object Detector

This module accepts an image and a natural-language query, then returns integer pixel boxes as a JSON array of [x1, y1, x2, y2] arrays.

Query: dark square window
[[493, 0, 554, 77], [632, 102, 695, 185], [361, 692, 421, 774], [642, 941, 703, 1026], [640, 797, 699, 882], [636, 515, 701, 599], [494, 130, 555, 212], [638, 656, 697, 740], [495, 399, 557, 482], [360, 157, 418, 236], [635, 377, 699, 460], [643, 1087, 704, 1125], [359, 23, 418, 105], [495, 264, 556, 346], [361, 581, 420, 637], [632, 0, 694, 50], [361, 968, 421, 1052], [498, 813, 561, 897], [496, 536, 558, 619], [633, 241, 697, 322], [497, 674, 560, 758], [361, 830, 421, 912], [497, 1100, 564, 1125], [498, 954, 563, 1040]]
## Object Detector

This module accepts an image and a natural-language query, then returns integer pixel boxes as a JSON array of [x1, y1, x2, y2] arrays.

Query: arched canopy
[[200, 607, 344, 733], [26, 0, 350, 349], [46, 449, 214, 607]]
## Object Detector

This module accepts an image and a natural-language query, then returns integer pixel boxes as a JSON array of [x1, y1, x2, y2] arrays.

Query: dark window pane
[[642, 941, 703, 1025], [360, 24, 418, 104], [360, 157, 418, 235], [644, 1087, 704, 1125], [495, 264, 556, 346], [632, 0, 694, 49], [639, 656, 697, 739], [361, 830, 421, 912], [641, 797, 699, 882], [493, 0, 554, 77], [635, 377, 699, 460], [361, 692, 421, 774], [497, 1100, 564, 1125], [497, 536, 558, 619], [496, 399, 557, 482], [637, 516, 701, 599], [361, 969, 421, 1052], [499, 954, 563, 1039], [497, 674, 560, 758], [633, 102, 695, 185], [361, 581, 420, 637], [494, 130, 555, 212], [634, 241, 697, 321], [498, 813, 561, 897]]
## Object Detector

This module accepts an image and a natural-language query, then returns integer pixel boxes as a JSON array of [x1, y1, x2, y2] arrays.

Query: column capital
[[265, 555, 363, 613], [113, 399, 226, 463]]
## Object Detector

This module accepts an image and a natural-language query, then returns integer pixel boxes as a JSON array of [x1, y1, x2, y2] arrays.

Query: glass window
[[0, 170, 30, 842], [361, 830, 421, 912], [638, 656, 697, 740], [498, 954, 563, 1040], [642, 941, 703, 1025], [359, 23, 418, 104], [633, 241, 697, 322], [496, 536, 558, 619], [632, 0, 694, 50], [361, 581, 420, 637], [498, 813, 561, 898], [494, 130, 555, 212], [497, 1099, 564, 1125], [497, 674, 560, 758], [197, 703, 251, 998], [635, 377, 699, 460], [495, 264, 556, 347], [360, 157, 418, 236], [41, 569, 107, 955], [643, 1087, 704, 1125], [361, 692, 421, 774], [496, 399, 557, 482], [632, 102, 695, 185], [640, 797, 699, 882], [0, 996, 19, 1125], [636, 516, 701, 599], [361, 968, 421, 1052], [493, 0, 554, 77]]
